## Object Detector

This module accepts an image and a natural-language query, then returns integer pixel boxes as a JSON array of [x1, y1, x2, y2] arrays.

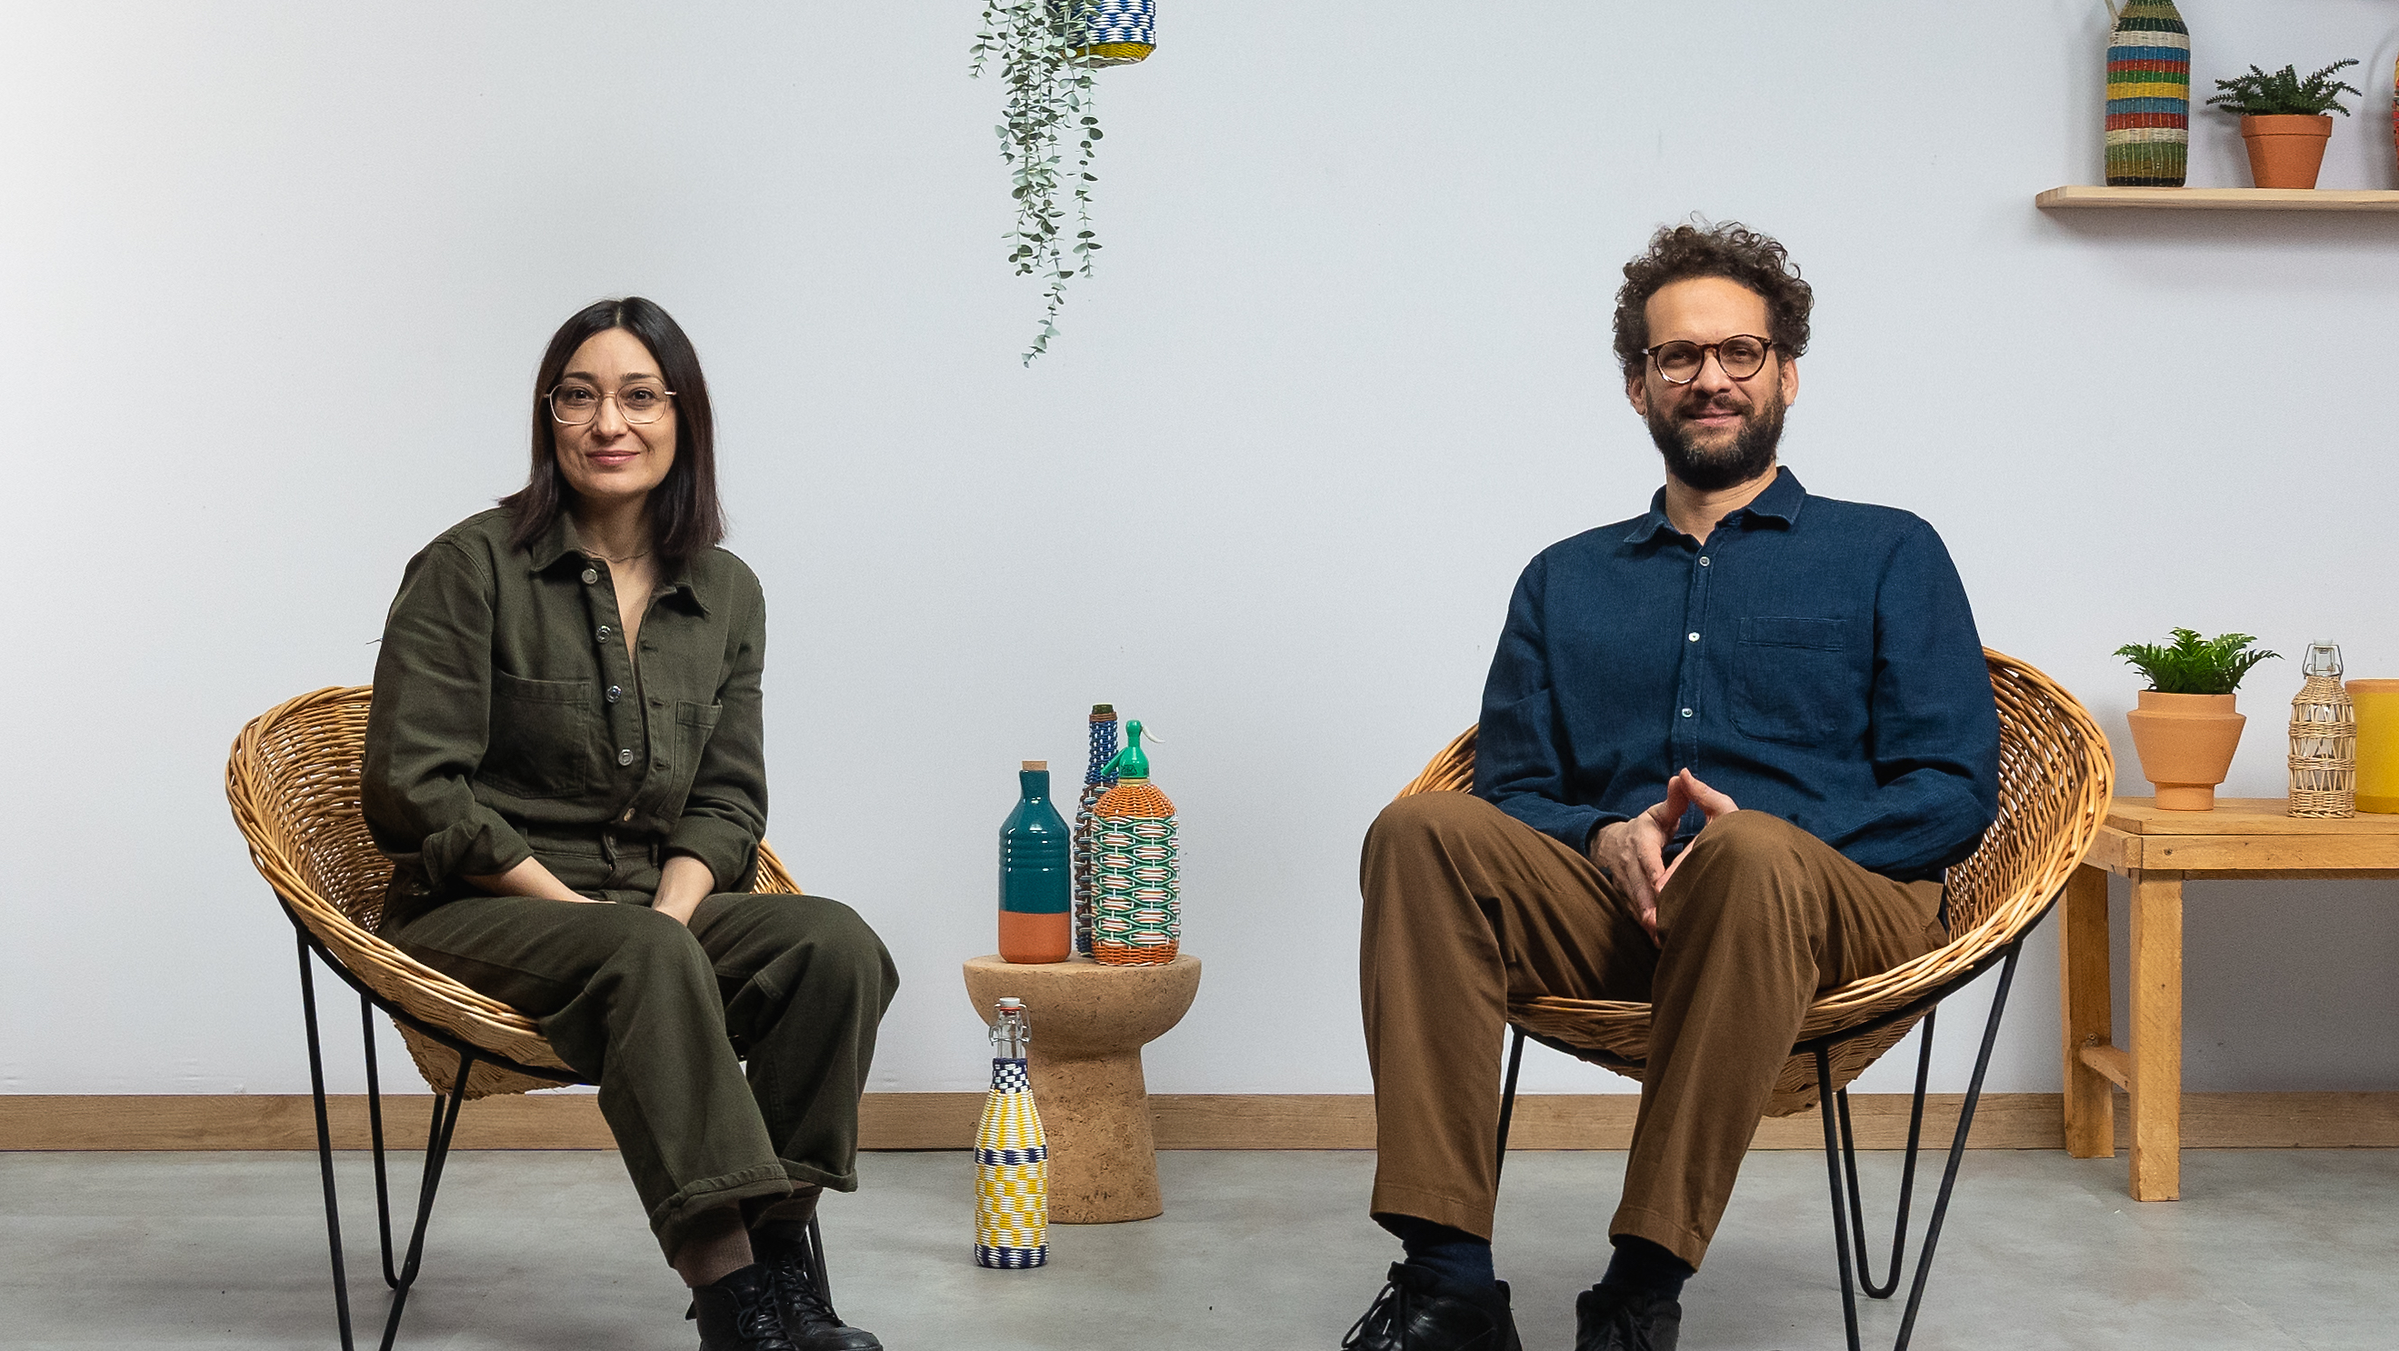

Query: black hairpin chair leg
[[298, 932, 473, 1351], [1816, 941, 2023, 1351]]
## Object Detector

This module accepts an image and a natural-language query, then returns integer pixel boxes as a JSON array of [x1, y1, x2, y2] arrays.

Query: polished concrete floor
[[3, 1146, 2394, 1349]]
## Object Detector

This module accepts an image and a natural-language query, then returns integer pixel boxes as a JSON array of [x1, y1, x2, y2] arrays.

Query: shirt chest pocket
[[655, 700, 723, 813], [1731, 616, 1865, 746], [483, 671, 600, 799]]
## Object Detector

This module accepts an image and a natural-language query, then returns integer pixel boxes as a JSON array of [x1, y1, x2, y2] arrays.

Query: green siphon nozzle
[[1102, 720, 1150, 781]]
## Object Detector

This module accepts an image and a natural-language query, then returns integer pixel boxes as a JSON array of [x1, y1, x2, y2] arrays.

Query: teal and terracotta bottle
[[999, 760, 1072, 963]]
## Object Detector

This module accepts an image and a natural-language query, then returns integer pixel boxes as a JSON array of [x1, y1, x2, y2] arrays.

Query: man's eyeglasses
[[1643, 336, 1777, 385], [549, 383, 677, 426]]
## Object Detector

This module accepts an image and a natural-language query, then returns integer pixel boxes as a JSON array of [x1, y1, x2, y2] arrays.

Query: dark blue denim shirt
[[1473, 468, 1999, 882]]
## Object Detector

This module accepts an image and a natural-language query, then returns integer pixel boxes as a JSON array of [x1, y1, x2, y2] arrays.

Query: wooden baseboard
[[3, 1091, 2393, 1152]]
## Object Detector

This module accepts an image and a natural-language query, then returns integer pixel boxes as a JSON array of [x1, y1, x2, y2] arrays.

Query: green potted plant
[[970, 0, 1154, 364], [2115, 629, 2281, 810], [2206, 60, 2362, 189]]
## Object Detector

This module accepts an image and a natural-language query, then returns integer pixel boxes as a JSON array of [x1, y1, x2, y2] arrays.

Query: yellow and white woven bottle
[[974, 998, 1048, 1268]]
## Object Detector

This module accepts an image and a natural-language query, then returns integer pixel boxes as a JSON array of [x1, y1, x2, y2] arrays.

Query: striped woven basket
[[2104, 0, 2190, 186], [226, 684, 807, 1101], [1070, 0, 1155, 66]]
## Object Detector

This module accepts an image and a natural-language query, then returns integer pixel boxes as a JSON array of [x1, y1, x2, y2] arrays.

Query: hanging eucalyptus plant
[[971, 1, 1106, 364]]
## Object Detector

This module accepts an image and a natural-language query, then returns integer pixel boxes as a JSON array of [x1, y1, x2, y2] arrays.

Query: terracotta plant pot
[[2240, 113, 2333, 189], [2126, 691, 2245, 810]]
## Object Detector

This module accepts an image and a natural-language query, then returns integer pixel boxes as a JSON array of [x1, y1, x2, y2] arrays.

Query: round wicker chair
[[1394, 648, 2112, 1351], [225, 684, 820, 1351], [228, 684, 805, 1101]]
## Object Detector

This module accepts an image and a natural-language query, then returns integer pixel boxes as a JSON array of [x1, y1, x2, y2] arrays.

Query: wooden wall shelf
[[2038, 185, 2399, 212]]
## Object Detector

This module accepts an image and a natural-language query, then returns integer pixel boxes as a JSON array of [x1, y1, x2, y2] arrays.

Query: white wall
[[3, 1, 2395, 1101]]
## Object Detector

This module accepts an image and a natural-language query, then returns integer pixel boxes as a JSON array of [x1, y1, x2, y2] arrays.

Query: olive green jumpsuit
[[362, 508, 897, 1262]]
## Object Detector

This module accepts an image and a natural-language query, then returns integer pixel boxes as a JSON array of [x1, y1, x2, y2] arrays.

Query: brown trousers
[[1359, 793, 1944, 1268]]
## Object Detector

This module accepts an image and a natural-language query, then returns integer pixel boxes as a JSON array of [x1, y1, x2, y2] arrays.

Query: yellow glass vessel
[[2347, 679, 2399, 813]]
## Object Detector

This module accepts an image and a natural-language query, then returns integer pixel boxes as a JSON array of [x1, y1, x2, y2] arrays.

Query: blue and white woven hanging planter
[[1071, 0, 1154, 66]]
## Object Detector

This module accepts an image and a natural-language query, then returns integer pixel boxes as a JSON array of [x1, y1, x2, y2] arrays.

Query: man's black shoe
[[755, 1228, 883, 1351], [1573, 1284, 1681, 1351], [689, 1263, 797, 1351], [1342, 1262, 1523, 1351]]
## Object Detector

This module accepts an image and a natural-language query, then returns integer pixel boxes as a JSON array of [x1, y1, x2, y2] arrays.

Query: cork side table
[[2063, 797, 2399, 1201], [961, 953, 1201, 1223]]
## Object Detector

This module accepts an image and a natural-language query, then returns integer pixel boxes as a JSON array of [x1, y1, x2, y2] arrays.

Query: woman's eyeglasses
[[549, 383, 677, 425]]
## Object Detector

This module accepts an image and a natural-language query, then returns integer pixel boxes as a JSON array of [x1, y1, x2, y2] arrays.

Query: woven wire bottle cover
[[2288, 642, 2357, 819], [1071, 0, 1155, 66], [1091, 719, 1178, 965], [1093, 778, 1177, 965], [975, 1008, 1048, 1269], [1072, 708, 1120, 958], [2103, 0, 2190, 187]]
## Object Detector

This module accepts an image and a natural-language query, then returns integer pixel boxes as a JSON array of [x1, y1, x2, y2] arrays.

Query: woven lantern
[[2288, 641, 2357, 818], [1070, 0, 1155, 66], [2104, 0, 2191, 187], [1091, 720, 1179, 966]]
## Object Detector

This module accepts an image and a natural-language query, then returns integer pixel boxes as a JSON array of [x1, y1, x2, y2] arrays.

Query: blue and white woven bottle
[[974, 999, 1049, 1268], [1071, 704, 1120, 957]]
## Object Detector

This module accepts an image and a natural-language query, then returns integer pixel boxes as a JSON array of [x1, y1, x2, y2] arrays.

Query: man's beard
[[1645, 391, 1785, 492]]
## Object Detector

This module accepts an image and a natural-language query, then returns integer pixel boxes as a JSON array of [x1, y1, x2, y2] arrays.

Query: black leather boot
[[689, 1263, 798, 1351], [754, 1225, 883, 1351], [1343, 1262, 1523, 1351]]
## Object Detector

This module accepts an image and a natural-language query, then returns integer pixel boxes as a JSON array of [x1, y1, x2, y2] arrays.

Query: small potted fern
[[2116, 629, 2280, 810], [2206, 59, 2362, 189]]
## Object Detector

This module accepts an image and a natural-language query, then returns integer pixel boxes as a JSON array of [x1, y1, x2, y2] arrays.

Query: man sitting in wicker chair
[[1345, 222, 2001, 1351]]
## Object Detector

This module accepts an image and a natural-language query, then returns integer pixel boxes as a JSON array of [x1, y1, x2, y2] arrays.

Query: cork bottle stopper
[[1022, 760, 1047, 772]]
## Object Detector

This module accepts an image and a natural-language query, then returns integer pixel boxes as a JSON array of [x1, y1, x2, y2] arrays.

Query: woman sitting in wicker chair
[[361, 297, 894, 1351]]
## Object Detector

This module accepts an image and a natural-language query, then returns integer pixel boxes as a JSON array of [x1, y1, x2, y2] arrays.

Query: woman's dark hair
[[1611, 221, 1813, 383], [501, 296, 724, 561]]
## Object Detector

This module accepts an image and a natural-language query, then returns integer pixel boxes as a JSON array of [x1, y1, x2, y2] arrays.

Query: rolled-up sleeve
[[362, 541, 534, 890], [1474, 555, 1616, 853], [665, 574, 767, 891]]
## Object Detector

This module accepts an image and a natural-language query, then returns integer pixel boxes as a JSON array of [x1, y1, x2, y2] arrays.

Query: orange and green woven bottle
[[1090, 720, 1178, 965]]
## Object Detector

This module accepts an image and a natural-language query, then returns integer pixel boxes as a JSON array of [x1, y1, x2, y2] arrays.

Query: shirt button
[[1687, 632, 1700, 642], [617, 748, 635, 766], [596, 625, 612, 641], [606, 685, 622, 703], [1698, 556, 1711, 567], [1681, 708, 1694, 718], [580, 567, 599, 585]]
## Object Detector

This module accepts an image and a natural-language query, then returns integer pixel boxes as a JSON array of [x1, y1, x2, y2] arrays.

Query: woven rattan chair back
[[1396, 648, 2113, 1116], [227, 685, 805, 1100]]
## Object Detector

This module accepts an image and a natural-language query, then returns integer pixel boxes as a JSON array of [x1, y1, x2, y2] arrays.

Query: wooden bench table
[[2061, 797, 2399, 1200]]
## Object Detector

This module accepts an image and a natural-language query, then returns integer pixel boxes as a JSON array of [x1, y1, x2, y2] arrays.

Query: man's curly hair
[[1612, 221, 1813, 383]]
